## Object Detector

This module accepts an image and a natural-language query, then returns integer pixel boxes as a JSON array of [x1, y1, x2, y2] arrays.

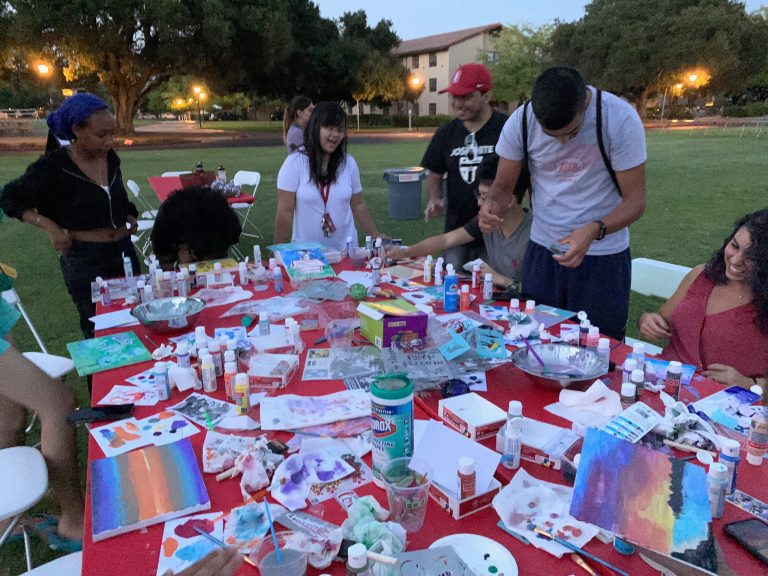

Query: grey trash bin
[[384, 167, 426, 220]]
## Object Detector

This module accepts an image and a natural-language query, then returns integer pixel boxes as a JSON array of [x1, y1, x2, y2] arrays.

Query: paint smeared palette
[[427, 534, 518, 576], [136, 411, 199, 445], [570, 429, 717, 574], [90, 439, 210, 541], [90, 417, 151, 457], [156, 513, 223, 576]]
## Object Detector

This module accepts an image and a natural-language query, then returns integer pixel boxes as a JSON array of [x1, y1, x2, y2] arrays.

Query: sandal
[[4, 513, 57, 544], [25, 513, 82, 553]]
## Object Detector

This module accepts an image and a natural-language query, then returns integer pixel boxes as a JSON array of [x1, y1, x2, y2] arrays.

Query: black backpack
[[519, 89, 620, 197]]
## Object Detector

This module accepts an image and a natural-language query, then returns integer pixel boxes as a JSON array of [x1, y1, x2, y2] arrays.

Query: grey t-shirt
[[464, 209, 532, 282], [495, 86, 646, 256], [286, 124, 304, 153]]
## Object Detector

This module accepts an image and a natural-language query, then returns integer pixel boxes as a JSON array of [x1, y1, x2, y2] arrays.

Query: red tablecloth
[[81, 264, 767, 576], [147, 175, 254, 205]]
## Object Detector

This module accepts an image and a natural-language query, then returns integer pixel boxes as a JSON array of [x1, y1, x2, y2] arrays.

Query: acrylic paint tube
[[457, 456, 476, 499], [188, 263, 197, 288], [578, 319, 590, 348], [345, 236, 353, 256], [718, 437, 741, 494], [98, 277, 112, 306], [707, 462, 729, 518], [482, 273, 493, 301], [371, 257, 381, 287], [153, 362, 171, 401], [746, 411, 768, 465], [253, 245, 262, 266], [365, 235, 373, 256]]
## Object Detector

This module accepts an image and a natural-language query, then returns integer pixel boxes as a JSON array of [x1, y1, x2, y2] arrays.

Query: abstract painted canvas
[[90, 439, 210, 541], [156, 513, 224, 576], [67, 331, 152, 376], [570, 429, 717, 574]]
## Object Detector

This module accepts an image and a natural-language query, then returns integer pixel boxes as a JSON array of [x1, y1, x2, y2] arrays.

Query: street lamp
[[408, 75, 422, 131], [35, 63, 51, 76], [192, 85, 206, 129]]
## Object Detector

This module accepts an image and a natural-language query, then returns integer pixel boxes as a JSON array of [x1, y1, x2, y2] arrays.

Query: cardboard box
[[241, 352, 299, 389], [439, 393, 506, 440], [357, 300, 428, 349], [495, 417, 580, 471], [429, 477, 501, 520]]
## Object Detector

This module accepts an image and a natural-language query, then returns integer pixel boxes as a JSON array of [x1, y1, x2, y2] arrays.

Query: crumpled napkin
[[545, 378, 622, 426]]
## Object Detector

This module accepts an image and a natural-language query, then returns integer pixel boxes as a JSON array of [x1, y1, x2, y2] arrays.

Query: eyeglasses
[[440, 379, 471, 399], [464, 132, 479, 161]]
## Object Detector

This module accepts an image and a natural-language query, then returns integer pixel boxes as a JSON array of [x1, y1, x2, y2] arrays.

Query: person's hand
[[423, 197, 444, 222], [47, 227, 71, 254], [478, 199, 503, 233], [553, 223, 598, 268], [126, 215, 138, 235], [639, 312, 671, 340], [163, 548, 243, 576], [387, 246, 410, 261], [702, 364, 752, 387]]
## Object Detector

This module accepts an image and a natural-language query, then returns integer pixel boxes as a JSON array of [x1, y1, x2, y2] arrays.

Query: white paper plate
[[429, 533, 518, 576]]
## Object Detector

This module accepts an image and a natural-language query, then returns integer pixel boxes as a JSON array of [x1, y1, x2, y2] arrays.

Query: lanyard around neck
[[318, 182, 331, 209]]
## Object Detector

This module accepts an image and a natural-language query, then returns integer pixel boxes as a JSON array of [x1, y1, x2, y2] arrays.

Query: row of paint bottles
[[502, 401, 523, 470]]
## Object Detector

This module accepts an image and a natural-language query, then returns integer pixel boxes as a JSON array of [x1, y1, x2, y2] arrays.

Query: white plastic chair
[[22, 551, 82, 575], [161, 171, 192, 177], [126, 179, 158, 219], [125, 180, 156, 260], [0, 447, 49, 571], [630, 257, 691, 300], [232, 170, 262, 240]]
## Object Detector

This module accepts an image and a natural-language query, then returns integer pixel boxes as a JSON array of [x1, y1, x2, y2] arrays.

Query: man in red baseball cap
[[421, 62, 508, 271]]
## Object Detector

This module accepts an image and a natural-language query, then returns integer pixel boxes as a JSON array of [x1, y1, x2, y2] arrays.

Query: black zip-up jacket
[[0, 148, 138, 231]]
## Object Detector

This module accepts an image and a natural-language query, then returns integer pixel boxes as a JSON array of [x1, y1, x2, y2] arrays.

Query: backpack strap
[[595, 89, 621, 196]]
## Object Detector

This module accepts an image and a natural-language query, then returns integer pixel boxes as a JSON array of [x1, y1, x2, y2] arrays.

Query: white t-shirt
[[496, 86, 646, 256], [277, 151, 362, 251]]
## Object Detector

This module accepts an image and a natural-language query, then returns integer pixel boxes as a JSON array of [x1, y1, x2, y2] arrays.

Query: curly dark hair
[[151, 185, 241, 268], [303, 102, 347, 186], [704, 208, 768, 333]]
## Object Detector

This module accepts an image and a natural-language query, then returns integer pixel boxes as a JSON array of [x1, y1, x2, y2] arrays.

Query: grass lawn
[[0, 127, 766, 573]]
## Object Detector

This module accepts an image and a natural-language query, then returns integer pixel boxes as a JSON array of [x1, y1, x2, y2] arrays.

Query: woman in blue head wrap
[[0, 93, 140, 338]]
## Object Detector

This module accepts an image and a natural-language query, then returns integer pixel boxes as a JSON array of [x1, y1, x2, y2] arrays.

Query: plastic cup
[[382, 457, 432, 533], [324, 319, 357, 348], [252, 531, 309, 576], [349, 247, 369, 268]]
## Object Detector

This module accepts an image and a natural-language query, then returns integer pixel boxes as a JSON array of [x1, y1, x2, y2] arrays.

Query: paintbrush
[[528, 524, 629, 576], [193, 526, 258, 567], [571, 553, 601, 576], [523, 338, 550, 372]]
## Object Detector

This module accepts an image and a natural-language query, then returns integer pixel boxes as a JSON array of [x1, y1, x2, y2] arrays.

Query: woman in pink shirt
[[639, 209, 768, 388]]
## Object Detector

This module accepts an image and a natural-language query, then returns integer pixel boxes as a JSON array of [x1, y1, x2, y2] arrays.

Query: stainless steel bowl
[[510, 343, 607, 388], [130, 297, 206, 334]]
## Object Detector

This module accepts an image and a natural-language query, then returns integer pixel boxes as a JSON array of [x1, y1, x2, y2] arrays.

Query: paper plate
[[429, 533, 518, 576]]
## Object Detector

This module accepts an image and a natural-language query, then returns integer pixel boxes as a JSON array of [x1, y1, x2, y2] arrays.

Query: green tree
[[489, 24, 554, 104], [549, 0, 768, 117]]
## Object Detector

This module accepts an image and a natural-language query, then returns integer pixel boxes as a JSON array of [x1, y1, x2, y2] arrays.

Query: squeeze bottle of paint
[[122, 255, 133, 278], [157, 271, 173, 298], [586, 326, 600, 353], [176, 272, 188, 298], [253, 245, 262, 266], [98, 277, 112, 306], [252, 266, 268, 291], [620, 382, 637, 409], [460, 285, 470, 311], [208, 340, 223, 377], [622, 358, 637, 384], [374, 237, 382, 260], [502, 401, 523, 470], [457, 456, 476, 499], [176, 342, 191, 369], [718, 437, 741, 494], [597, 337, 611, 373], [746, 411, 768, 465], [223, 362, 237, 402], [153, 362, 171, 401], [345, 236, 353, 257], [136, 278, 145, 298], [234, 373, 250, 415], [238, 262, 248, 286], [200, 354, 217, 393], [371, 257, 382, 287], [188, 263, 197, 288], [471, 264, 480, 289], [509, 298, 521, 315], [258, 313, 270, 336], [443, 264, 459, 312], [423, 255, 433, 283], [524, 299, 535, 316], [346, 543, 371, 576], [630, 368, 645, 400], [578, 319, 590, 348], [365, 235, 373, 257], [664, 360, 683, 401], [142, 283, 154, 303], [707, 462, 729, 518], [268, 257, 277, 272], [630, 341, 645, 372], [482, 273, 493, 301], [272, 267, 283, 293], [434, 258, 444, 286]]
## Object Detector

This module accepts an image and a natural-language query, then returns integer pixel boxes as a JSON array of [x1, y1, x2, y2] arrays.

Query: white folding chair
[[161, 171, 192, 177], [22, 551, 82, 575], [126, 179, 158, 219], [232, 170, 262, 240], [125, 180, 156, 261], [0, 447, 49, 571]]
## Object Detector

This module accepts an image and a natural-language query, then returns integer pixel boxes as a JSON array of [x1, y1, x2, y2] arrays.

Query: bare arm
[[350, 193, 381, 238], [274, 190, 296, 245], [639, 265, 703, 340], [398, 227, 474, 259], [423, 171, 445, 222], [20, 209, 71, 253], [479, 157, 523, 232]]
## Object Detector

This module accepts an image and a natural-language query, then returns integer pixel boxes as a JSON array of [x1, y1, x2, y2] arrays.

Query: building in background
[[393, 23, 505, 117]]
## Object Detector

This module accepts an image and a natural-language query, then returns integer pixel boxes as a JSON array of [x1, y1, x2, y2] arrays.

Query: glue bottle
[[346, 543, 371, 576], [460, 285, 470, 311], [234, 373, 250, 415], [434, 258, 444, 286], [423, 255, 433, 283], [718, 437, 741, 494], [200, 354, 217, 393], [502, 401, 523, 470], [746, 411, 768, 466], [122, 255, 134, 278], [597, 337, 611, 374], [457, 456, 476, 499], [482, 273, 493, 301], [153, 362, 171, 401], [443, 264, 459, 312], [471, 264, 480, 289], [707, 462, 729, 519], [223, 361, 237, 402]]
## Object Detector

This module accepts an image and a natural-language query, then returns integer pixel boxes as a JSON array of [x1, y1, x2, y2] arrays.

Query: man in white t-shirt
[[479, 67, 646, 339]]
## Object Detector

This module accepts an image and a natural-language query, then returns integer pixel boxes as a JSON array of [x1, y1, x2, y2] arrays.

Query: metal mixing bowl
[[130, 297, 206, 334], [510, 343, 607, 388]]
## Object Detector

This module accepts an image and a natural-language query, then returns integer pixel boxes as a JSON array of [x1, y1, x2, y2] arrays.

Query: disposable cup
[[349, 247, 369, 268], [382, 456, 432, 533], [252, 531, 309, 576]]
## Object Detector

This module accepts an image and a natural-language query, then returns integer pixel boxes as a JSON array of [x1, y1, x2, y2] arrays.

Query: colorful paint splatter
[[90, 417, 151, 457], [156, 513, 223, 576], [570, 429, 717, 574]]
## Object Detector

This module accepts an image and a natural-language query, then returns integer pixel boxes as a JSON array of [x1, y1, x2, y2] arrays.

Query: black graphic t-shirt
[[421, 110, 508, 240]]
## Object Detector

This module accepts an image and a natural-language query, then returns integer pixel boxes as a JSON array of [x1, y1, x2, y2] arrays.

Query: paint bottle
[[443, 264, 459, 312], [630, 341, 645, 372], [460, 285, 470, 311], [346, 543, 371, 576], [502, 401, 523, 470], [188, 263, 197, 288], [471, 264, 480, 289], [524, 299, 535, 316], [622, 358, 637, 384], [718, 437, 741, 494], [223, 361, 237, 402], [630, 368, 645, 401], [153, 361, 171, 401], [176, 342, 191, 369], [252, 266, 268, 291], [597, 337, 611, 373], [370, 374, 414, 487], [746, 411, 768, 465], [578, 319, 591, 348], [211, 262, 221, 284], [98, 277, 112, 306], [122, 255, 134, 279], [224, 349, 236, 366], [142, 283, 154, 303], [136, 278, 145, 299], [509, 298, 521, 315], [423, 255, 433, 283], [620, 382, 637, 409], [345, 236, 353, 257], [268, 257, 277, 272], [176, 272, 188, 298], [157, 271, 173, 298], [434, 258, 444, 286], [482, 273, 493, 301], [147, 261, 158, 286], [707, 462, 729, 519], [235, 373, 250, 415], [200, 354, 217, 393], [272, 267, 283, 293], [365, 235, 373, 257], [208, 340, 223, 377], [457, 456, 476, 499], [664, 360, 683, 401], [586, 326, 600, 353], [197, 346, 209, 371], [374, 237, 382, 260], [238, 262, 248, 286], [613, 537, 635, 556], [258, 313, 270, 336], [286, 318, 303, 354], [253, 245, 262, 266]]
